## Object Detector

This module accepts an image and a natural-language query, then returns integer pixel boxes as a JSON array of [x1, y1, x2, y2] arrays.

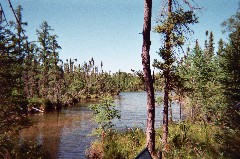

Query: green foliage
[[2, 4, 240, 159], [36, 21, 62, 102], [153, 1, 199, 149], [28, 97, 44, 108], [220, 11, 240, 105], [158, 121, 224, 159], [88, 96, 120, 136], [1, 6, 148, 110], [171, 10, 240, 158], [87, 121, 233, 159], [153, 3, 199, 103], [86, 128, 145, 159], [0, 6, 32, 156], [155, 8, 198, 49], [113, 70, 145, 92], [177, 38, 227, 123], [156, 96, 164, 106]]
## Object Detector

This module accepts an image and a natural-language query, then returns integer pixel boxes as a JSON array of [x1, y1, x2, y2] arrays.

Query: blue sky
[[1, 0, 239, 72]]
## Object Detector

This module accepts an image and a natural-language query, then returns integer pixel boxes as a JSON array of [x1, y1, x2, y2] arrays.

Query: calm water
[[20, 92, 180, 159]]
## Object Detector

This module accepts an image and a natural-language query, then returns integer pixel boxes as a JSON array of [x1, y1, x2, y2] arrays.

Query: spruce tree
[[36, 21, 62, 108], [0, 10, 30, 156], [220, 11, 240, 105]]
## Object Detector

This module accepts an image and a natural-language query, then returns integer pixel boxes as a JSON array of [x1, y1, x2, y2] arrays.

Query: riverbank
[[86, 120, 238, 159]]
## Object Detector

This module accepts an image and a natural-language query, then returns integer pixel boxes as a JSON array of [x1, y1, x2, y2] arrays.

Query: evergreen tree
[[37, 21, 52, 99], [220, 11, 240, 105], [215, 11, 240, 157], [36, 21, 62, 108], [0, 12, 30, 156], [154, 0, 198, 149], [47, 34, 62, 107]]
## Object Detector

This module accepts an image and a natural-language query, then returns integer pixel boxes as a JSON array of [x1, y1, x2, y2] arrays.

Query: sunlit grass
[[86, 121, 239, 159], [86, 128, 145, 159]]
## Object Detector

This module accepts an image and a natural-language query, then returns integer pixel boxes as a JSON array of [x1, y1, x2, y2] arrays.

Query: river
[[20, 92, 180, 159]]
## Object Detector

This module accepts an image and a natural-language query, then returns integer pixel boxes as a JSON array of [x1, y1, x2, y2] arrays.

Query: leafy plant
[[88, 96, 120, 136]]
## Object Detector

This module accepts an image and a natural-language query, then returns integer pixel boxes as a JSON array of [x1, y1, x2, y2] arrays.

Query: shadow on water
[[20, 92, 180, 158]]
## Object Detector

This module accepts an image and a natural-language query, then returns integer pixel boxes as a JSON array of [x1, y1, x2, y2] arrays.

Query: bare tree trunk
[[169, 99, 173, 122], [142, 0, 155, 155], [162, 0, 172, 150], [162, 70, 169, 147], [179, 95, 182, 120]]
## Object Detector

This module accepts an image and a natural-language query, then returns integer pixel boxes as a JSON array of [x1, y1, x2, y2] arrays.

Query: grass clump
[[86, 128, 145, 159]]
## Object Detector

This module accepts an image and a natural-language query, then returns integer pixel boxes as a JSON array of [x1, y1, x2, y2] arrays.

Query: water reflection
[[20, 92, 180, 159], [21, 105, 95, 159]]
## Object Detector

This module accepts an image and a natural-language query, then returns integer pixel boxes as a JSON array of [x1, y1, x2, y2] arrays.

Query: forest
[[0, 0, 240, 159]]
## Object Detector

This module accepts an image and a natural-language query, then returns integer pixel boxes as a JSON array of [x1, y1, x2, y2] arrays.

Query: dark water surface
[[21, 92, 180, 159]]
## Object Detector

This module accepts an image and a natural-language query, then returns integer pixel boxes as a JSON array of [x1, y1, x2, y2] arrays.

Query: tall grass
[[86, 128, 145, 159], [86, 120, 238, 159]]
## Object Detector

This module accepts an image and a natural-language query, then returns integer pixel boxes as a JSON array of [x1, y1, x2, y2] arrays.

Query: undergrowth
[[86, 128, 145, 159], [0, 136, 50, 159], [86, 121, 240, 159]]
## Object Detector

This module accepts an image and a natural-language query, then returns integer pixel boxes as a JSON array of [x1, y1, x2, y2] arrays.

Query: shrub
[[88, 96, 120, 136]]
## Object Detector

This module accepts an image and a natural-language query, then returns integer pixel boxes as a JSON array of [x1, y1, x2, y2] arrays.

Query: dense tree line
[[176, 10, 240, 124], [0, 6, 156, 113], [0, 5, 151, 157], [159, 9, 240, 158], [1, 3, 240, 158], [0, 5, 39, 158]]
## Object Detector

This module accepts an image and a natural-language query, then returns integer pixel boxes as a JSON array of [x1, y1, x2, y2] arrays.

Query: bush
[[88, 96, 120, 136], [28, 97, 44, 108]]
